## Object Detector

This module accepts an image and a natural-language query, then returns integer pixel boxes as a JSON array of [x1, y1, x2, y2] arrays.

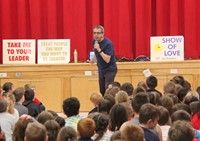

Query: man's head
[[93, 25, 104, 42]]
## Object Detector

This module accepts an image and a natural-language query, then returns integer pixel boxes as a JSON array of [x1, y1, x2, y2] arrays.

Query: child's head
[[139, 103, 160, 129], [90, 92, 103, 106], [77, 118, 95, 138]]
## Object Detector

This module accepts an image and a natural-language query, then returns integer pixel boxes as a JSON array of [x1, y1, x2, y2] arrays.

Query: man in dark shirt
[[91, 25, 117, 96]]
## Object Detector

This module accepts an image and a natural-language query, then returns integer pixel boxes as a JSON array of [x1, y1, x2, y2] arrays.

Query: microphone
[[94, 40, 100, 52], [95, 40, 98, 45]]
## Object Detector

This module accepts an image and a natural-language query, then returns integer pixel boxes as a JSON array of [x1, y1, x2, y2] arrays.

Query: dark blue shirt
[[141, 126, 160, 141], [92, 37, 117, 72]]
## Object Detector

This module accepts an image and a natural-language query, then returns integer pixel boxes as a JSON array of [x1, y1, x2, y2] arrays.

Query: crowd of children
[[0, 75, 200, 141]]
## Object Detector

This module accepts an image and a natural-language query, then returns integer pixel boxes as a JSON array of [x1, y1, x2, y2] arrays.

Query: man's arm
[[94, 43, 111, 63], [99, 51, 111, 63]]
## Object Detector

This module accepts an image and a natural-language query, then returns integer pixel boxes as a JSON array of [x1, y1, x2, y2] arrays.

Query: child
[[77, 118, 95, 141], [88, 92, 103, 114]]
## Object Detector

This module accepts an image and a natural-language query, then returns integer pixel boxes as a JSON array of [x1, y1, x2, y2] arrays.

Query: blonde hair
[[90, 92, 103, 105], [4, 93, 15, 114], [185, 90, 199, 100], [115, 91, 129, 104]]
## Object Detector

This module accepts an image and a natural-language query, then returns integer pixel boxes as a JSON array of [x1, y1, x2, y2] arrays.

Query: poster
[[150, 36, 184, 61], [37, 39, 70, 64], [3, 39, 36, 64]]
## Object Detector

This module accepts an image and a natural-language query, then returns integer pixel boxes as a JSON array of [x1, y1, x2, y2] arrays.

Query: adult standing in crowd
[[91, 25, 117, 96]]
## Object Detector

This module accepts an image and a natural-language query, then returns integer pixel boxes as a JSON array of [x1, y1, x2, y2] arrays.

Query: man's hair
[[139, 103, 160, 124], [93, 25, 104, 33], [62, 97, 80, 117], [131, 92, 149, 113], [13, 87, 25, 102], [121, 83, 134, 96], [77, 118, 95, 138], [121, 124, 144, 141], [24, 89, 35, 100], [168, 120, 194, 141], [2, 82, 13, 93], [146, 75, 158, 89], [25, 122, 47, 141]]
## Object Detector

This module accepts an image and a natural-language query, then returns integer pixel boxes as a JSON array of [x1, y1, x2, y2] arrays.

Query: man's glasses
[[93, 32, 103, 35]]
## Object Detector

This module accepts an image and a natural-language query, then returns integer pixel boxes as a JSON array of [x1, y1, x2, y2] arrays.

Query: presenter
[[91, 25, 117, 96]]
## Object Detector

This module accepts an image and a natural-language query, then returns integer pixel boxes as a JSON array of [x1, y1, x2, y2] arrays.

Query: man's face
[[93, 28, 104, 42]]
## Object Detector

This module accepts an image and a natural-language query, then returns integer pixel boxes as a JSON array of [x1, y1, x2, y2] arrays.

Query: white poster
[[150, 36, 184, 61], [3, 39, 36, 64], [37, 39, 70, 64]]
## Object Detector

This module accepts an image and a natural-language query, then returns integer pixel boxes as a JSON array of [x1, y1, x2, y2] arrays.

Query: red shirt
[[33, 97, 41, 105], [192, 112, 200, 130]]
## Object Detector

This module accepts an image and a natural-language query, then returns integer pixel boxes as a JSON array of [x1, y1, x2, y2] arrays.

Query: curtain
[[0, 0, 200, 63]]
